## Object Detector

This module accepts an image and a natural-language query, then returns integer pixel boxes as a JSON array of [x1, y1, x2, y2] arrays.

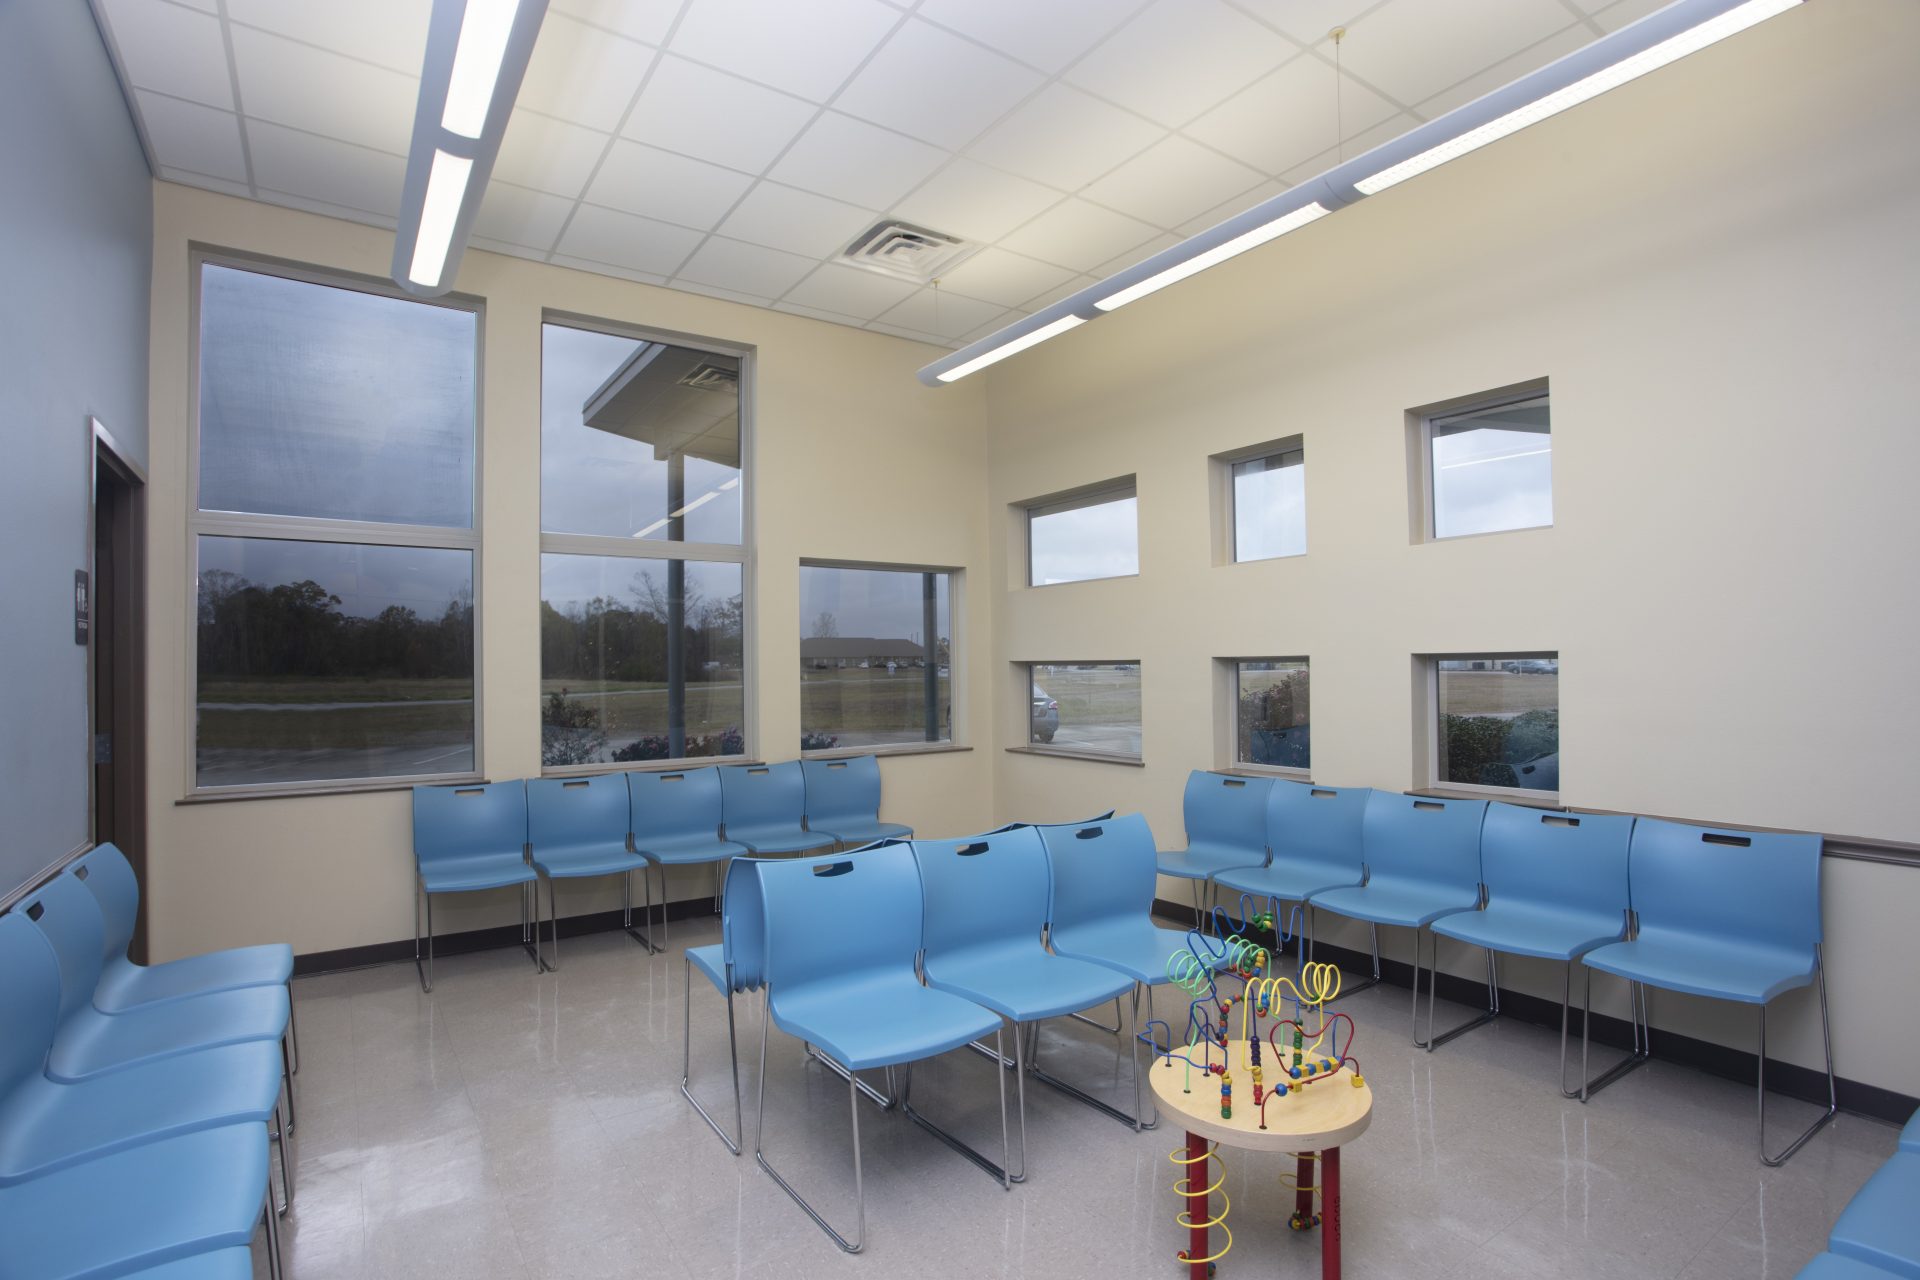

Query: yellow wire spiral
[[1169, 1141, 1233, 1266]]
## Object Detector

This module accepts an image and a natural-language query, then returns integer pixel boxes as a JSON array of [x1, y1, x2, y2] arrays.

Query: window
[[1433, 655, 1559, 794], [1026, 483, 1137, 585], [191, 260, 479, 791], [799, 564, 953, 753], [1026, 663, 1142, 759], [1233, 660, 1310, 770], [539, 319, 748, 768], [1231, 445, 1305, 562], [1426, 394, 1551, 539]]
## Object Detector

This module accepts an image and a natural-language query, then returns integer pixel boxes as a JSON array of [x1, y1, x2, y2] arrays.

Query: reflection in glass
[[540, 323, 742, 544], [197, 265, 476, 527], [1028, 491, 1138, 585], [1436, 656, 1560, 792], [1027, 663, 1141, 758], [1236, 660, 1309, 768], [1430, 397, 1552, 539], [539, 554, 744, 765], [799, 566, 951, 752], [1232, 449, 1306, 562], [195, 537, 475, 787]]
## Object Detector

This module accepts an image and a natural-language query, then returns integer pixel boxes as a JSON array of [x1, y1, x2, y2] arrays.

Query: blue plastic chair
[[630, 767, 749, 953], [1309, 792, 1489, 1047], [754, 844, 1010, 1253], [914, 827, 1139, 1178], [801, 755, 913, 847], [1582, 818, 1835, 1165], [681, 855, 770, 1155], [719, 762, 836, 855], [1902, 1106, 1919, 1154], [1796, 1254, 1909, 1280], [988, 809, 1116, 834], [526, 773, 651, 968], [1155, 772, 1275, 925], [1828, 1153, 1920, 1278], [1429, 804, 1641, 1088], [1215, 782, 1370, 959], [122, 1247, 260, 1279], [411, 780, 541, 992]]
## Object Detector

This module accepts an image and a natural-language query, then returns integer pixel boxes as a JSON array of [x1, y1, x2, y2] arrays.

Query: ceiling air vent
[[677, 362, 739, 392], [841, 220, 977, 284]]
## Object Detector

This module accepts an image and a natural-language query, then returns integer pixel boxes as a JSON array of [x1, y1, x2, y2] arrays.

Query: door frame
[[89, 415, 149, 959]]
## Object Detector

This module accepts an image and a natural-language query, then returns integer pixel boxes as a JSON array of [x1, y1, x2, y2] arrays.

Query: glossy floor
[[257, 922, 1898, 1279]]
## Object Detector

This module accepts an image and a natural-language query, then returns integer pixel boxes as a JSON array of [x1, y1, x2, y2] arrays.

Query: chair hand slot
[[828, 762, 848, 771], [26, 901, 44, 920], [1075, 827, 1103, 839], [957, 842, 989, 856], [1310, 788, 1336, 798], [1413, 800, 1444, 811], [1702, 832, 1751, 847], [454, 787, 485, 796], [1222, 779, 1246, 788], [73, 865, 89, 880], [812, 861, 855, 877], [661, 773, 685, 782], [563, 780, 589, 789], [1542, 814, 1579, 827]]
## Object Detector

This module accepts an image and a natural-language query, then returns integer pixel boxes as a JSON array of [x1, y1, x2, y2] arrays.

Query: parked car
[[1506, 659, 1557, 675], [1031, 687, 1059, 743]]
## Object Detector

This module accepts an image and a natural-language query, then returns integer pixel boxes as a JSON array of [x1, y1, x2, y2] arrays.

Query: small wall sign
[[74, 570, 89, 646]]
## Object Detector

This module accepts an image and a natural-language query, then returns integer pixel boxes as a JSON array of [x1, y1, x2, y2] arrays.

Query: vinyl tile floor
[[254, 919, 1899, 1280]]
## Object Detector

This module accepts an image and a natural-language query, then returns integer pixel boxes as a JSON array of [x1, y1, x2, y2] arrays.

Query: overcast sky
[[799, 565, 950, 643], [199, 536, 470, 619], [1030, 496, 1139, 584], [1432, 417, 1553, 538], [541, 553, 741, 621]]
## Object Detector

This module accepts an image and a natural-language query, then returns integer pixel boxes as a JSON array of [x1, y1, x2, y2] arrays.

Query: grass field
[[1032, 666, 1141, 752], [801, 667, 950, 738], [1437, 670, 1559, 715], [541, 677, 743, 739]]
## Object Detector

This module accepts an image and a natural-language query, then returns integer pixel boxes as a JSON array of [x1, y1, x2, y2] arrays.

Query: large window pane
[[539, 554, 744, 765], [1028, 663, 1141, 758], [540, 322, 742, 544], [1430, 396, 1552, 539], [1233, 449, 1305, 561], [800, 566, 951, 752], [1028, 488, 1138, 585], [1235, 660, 1309, 768], [1436, 656, 1559, 792], [197, 264, 476, 527], [195, 538, 474, 787]]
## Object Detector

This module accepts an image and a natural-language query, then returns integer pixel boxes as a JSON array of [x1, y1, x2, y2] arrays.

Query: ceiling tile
[[718, 183, 876, 258], [586, 140, 755, 229], [492, 110, 608, 198], [471, 182, 577, 252], [1228, 0, 1380, 46], [1415, 25, 1595, 119], [1337, 0, 1576, 107], [769, 113, 949, 211], [1279, 112, 1416, 184], [671, 279, 777, 308], [1186, 55, 1400, 175], [874, 289, 1009, 341], [915, 0, 1147, 75], [932, 248, 1076, 309], [669, 0, 902, 102], [551, 252, 669, 285], [622, 56, 815, 174], [97, 0, 233, 110], [889, 159, 1061, 244], [518, 13, 656, 132], [1018, 273, 1101, 311], [550, 0, 680, 45], [781, 264, 918, 320], [134, 90, 248, 184], [772, 300, 870, 327], [1176, 179, 1287, 236], [158, 167, 251, 198], [835, 19, 1044, 151], [1092, 230, 1180, 278], [557, 203, 705, 276], [1064, 0, 1297, 127], [1592, 0, 1671, 32], [1082, 135, 1262, 228], [998, 197, 1160, 273], [864, 319, 950, 346], [231, 25, 416, 155], [245, 122, 406, 219], [966, 84, 1162, 190], [675, 237, 819, 298], [224, 0, 430, 74]]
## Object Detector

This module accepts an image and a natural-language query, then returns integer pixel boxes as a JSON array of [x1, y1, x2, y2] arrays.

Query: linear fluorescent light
[[1096, 203, 1329, 311], [1356, 0, 1798, 194], [935, 316, 1086, 384], [443, 0, 523, 138], [408, 151, 473, 289]]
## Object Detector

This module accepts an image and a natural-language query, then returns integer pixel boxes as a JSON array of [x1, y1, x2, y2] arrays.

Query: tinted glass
[[1436, 656, 1559, 792], [1236, 660, 1309, 768], [1029, 492, 1138, 585], [799, 566, 951, 751], [1430, 398, 1551, 539], [1028, 663, 1141, 758], [1232, 450, 1305, 561]]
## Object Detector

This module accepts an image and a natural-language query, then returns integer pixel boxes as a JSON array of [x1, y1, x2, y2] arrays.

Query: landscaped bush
[[1440, 709, 1558, 788], [540, 690, 604, 766], [800, 730, 840, 751], [609, 724, 747, 762]]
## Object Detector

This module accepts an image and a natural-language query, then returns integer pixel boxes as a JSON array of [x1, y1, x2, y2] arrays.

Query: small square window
[[1427, 395, 1551, 539], [1433, 655, 1559, 795], [1026, 484, 1138, 586], [1233, 660, 1309, 769], [1026, 663, 1141, 759], [800, 564, 953, 753], [1231, 447, 1306, 562]]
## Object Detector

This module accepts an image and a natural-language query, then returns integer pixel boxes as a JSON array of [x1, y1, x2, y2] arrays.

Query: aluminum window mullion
[[191, 512, 479, 550], [537, 532, 746, 563]]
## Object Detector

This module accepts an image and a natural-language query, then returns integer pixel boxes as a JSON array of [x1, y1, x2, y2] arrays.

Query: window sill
[[179, 773, 487, 805], [1224, 764, 1312, 781], [802, 743, 971, 761], [1409, 784, 1560, 805], [542, 757, 760, 778], [1005, 745, 1144, 768]]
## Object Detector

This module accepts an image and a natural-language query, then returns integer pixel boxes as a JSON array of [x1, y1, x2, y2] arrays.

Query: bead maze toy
[[1144, 897, 1373, 1279]]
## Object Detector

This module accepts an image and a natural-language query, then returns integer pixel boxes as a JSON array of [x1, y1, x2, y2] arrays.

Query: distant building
[[801, 636, 928, 669]]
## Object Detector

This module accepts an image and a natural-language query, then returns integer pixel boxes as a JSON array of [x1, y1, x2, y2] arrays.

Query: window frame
[[1020, 477, 1139, 588], [536, 311, 756, 777], [796, 558, 962, 759], [1013, 661, 1144, 765], [1214, 435, 1307, 565], [1223, 657, 1311, 777], [1422, 650, 1560, 801], [1410, 382, 1551, 544], [184, 250, 486, 800]]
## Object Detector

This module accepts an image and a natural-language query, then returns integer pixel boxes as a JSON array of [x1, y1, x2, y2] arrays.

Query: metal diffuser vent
[[841, 220, 977, 283], [677, 362, 739, 392]]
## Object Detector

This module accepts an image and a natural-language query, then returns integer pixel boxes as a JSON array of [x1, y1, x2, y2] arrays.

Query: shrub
[[609, 723, 747, 762], [800, 730, 839, 751], [1236, 672, 1310, 767], [1440, 709, 1558, 788], [541, 691, 605, 766]]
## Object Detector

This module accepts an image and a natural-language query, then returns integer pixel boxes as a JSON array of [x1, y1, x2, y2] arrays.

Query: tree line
[[197, 569, 473, 681]]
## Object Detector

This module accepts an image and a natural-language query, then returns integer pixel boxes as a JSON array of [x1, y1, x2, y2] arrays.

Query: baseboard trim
[[1150, 898, 1917, 1126]]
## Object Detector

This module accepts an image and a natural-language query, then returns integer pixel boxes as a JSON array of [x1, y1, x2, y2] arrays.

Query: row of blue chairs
[[1160, 770, 1836, 1166], [410, 755, 910, 991], [1799, 1108, 1920, 1277], [0, 844, 297, 1279]]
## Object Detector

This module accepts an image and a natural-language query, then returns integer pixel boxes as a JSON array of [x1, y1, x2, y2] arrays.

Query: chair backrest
[[0, 912, 61, 1096], [412, 780, 528, 868], [1360, 791, 1489, 897], [720, 857, 769, 992], [757, 843, 924, 996], [1265, 781, 1370, 876], [1480, 803, 1634, 922], [800, 755, 882, 828], [1628, 817, 1823, 952], [527, 773, 631, 854], [73, 842, 141, 967], [1039, 813, 1158, 934], [911, 827, 1050, 959], [17, 872, 110, 1022], [718, 761, 809, 834], [1182, 770, 1274, 860], [629, 766, 725, 846], [988, 810, 1115, 834]]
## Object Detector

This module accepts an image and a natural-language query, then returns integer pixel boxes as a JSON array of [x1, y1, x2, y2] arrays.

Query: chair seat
[[771, 974, 1001, 1073], [96, 945, 294, 1011], [810, 820, 912, 847], [925, 947, 1133, 1022], [1830, 1153, 1920, 1279], [1050, 920, 1225, 987], [1582, 931, 1816, 1004], [418, 851, 536, 894], [1432, 902, 1625, 962], [1310, 881, 1478, 930], [1216, 857, 1359, 905], [727, 826, 835, 855], [637, 835, 749, 866], [1797, 1252, 1910, 1280], [0, 1041, 284, 1182], [0, 1124, 268, 1280], [125, 1247, 257, 1279], [47, 985, 289, 1083], [530, 844, 644, 879], [687, 943, 728, 994], [1155, 841, 1266, 881]]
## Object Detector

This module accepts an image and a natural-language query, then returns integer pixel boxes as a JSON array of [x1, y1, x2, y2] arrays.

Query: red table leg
[[1184, 1129, 1210, 1280], [1321, 1146, 1341, 1280], [1293, 1153, 1315, 1228]]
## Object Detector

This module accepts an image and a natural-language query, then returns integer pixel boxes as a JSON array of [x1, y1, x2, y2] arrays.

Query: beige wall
[[981, 0, 1920, 1096], [143, 182, 994, 962]]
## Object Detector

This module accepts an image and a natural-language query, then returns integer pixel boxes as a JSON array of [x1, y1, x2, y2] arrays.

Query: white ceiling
[[94, 0, 1667, 348]]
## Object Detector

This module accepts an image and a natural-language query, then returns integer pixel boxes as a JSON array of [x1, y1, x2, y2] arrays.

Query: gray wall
[[0, 1, 153, 900]]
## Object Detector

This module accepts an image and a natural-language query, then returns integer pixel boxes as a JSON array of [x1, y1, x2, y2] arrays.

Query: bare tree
[[809, 610, 839, 639]]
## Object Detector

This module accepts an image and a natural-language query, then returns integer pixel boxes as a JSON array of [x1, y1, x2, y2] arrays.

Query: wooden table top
[[1148, 1037, 1373, 1153]]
